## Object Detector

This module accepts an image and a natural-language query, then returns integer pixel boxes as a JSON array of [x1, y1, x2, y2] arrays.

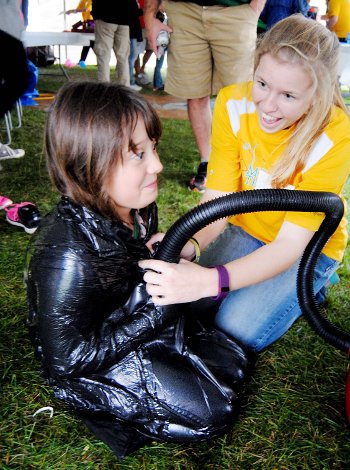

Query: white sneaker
[[136, 72, 151, 85], [130, 84, 142, 91], [0, 143, 25, 160]]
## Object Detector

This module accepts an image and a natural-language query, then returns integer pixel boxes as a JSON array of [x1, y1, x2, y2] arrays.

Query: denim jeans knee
[[198, 225, 339, 352]]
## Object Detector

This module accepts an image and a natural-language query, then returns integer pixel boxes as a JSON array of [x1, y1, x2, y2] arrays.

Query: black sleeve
[[27, 244, 173, 379], [0, 30, 28, 117]]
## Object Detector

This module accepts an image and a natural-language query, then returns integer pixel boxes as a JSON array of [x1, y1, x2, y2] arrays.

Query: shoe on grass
[[130, 84, 142, 91], [0, 143, 25, 160], [5, 202, 41, 234], [79, 60, 87, 68], [136, 72, 151, 86], [153, 85, 164, 91], [0, 195, 13, 210], [188, 162, 208, 193]]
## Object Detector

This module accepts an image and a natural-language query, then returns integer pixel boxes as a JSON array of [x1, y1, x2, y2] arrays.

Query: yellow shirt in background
[[207, 82, 350, 261], [77, 0, 93, 22], [328, 0, 350, 38]]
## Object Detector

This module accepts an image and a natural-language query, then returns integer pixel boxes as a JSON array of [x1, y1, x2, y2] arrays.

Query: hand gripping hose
[[154, 189, 350, 352]]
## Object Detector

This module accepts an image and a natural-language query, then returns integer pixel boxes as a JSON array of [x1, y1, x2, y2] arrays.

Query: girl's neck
[[119, 208, 134, 229]]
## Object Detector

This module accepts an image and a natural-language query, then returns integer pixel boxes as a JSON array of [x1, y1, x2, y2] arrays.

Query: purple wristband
[[210, 265, 230, 300]]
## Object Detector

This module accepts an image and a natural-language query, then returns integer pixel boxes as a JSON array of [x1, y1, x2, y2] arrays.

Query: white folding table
[[22, 31, 95, 79]]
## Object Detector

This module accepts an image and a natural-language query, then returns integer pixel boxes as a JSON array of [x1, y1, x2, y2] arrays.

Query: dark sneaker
[[5, 202, 41, 234], [188, 162, 208, 193], [188, 173, 207, 192]]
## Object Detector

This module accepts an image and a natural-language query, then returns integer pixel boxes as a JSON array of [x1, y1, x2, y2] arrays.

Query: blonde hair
[[254, 14, 349, 188]]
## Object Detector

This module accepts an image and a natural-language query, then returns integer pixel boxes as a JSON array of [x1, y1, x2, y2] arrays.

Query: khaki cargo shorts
[[164, 1, 258, 99]]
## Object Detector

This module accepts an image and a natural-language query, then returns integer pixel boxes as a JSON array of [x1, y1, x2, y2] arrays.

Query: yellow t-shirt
[[327, 0, 350, 38], [77, 0, 93, 22], [207, 82, 350, 261]]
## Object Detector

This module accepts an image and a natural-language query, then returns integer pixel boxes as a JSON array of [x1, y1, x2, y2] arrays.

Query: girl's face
[[252, 53, 315, 133], [106, 118, 163, 221]]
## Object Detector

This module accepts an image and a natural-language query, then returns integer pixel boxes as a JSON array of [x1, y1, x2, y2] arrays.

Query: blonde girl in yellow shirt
[[139, 15, 350, 353]]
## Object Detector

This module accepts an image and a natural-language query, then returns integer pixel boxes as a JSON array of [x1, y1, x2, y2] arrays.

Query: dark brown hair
[[45, 81, 162, 218]]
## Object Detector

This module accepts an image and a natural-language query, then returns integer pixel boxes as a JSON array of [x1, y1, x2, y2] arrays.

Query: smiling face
[[252, 53, 316, 133], [105, 118, 163, 222]]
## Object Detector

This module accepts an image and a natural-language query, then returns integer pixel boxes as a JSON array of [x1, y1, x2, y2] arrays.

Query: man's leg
[[113, 25, 131, 86], [187, 96, 211, 192], [94, 20, 114, 82]]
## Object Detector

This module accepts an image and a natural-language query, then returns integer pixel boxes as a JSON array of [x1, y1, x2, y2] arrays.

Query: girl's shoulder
[[219, 81, 253, 103], [326, 106, 350, 140], [217, 82, 256, 127]]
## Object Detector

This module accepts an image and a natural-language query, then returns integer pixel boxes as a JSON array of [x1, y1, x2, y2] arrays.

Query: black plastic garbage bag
[[25, 197, 248, 459], [26, 189, 343, 459]]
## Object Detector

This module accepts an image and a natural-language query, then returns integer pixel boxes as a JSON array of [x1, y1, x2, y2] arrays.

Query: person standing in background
[[66, 0, 95, 68], [259, 0, 310, 29], [323, 0, 350, 41], [0, 0, 28, 160], [152, 0, 167, 91], [128, 0, 144, 90], [144, 0, 266, 193], [91, 0, 137, 84]]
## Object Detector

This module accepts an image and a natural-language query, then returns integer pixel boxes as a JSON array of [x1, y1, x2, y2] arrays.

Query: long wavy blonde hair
[[254, 14, 350, 188]]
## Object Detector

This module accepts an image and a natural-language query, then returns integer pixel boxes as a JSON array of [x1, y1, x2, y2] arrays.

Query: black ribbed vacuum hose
[[154, 189, 350, 352]]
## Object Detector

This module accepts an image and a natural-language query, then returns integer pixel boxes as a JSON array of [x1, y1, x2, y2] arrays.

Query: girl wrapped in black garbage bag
[[25, 82, 248, 459]]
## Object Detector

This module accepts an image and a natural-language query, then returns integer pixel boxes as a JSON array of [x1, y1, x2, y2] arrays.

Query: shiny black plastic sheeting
[[155, 189, 350, 351], [25, 197, 248, 460], [27, 191, 349, 460]]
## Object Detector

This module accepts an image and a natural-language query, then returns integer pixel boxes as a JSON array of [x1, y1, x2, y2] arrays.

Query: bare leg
[[187, 96, 212, 162], [140, 50, 153, 74], [187, 97, 212, 192], [134, 56, 141, 75]]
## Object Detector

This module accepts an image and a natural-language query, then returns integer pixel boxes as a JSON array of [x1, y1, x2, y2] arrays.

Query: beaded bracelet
[[189, 237, 201, 262]]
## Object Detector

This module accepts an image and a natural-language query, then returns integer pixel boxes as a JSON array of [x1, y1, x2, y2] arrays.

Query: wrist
[[210, 265, 230, 300], [188, 237, 200, 262]]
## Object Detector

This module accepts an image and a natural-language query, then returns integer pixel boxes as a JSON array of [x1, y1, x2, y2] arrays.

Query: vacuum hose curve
[[154, 189, 350, 352]]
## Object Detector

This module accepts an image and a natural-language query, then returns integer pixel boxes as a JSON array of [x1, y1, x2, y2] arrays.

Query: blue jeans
[[196, 225, 339, 352], [129, 38, 138, 85], [153, 49, 166, 89]]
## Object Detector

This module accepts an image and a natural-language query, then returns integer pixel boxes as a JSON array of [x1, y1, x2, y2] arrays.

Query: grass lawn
[[1, 66, 350, 469]]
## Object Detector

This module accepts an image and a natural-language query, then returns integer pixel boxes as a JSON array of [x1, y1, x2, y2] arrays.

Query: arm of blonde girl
[[146, 189, 229, 258], [139, 220, 315, 305]]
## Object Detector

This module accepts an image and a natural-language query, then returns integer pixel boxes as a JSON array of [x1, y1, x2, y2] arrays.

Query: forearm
[[181, 189, 229, 260], [225, 237, 303, 291], [249, 0, 267, 15], [208, 220, 315, 295], [144, 0, 159, 19], [326, 16, 338, 30], [182, 238, 307, 300]]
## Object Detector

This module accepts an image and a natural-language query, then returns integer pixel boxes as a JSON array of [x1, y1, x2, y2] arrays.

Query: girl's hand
[[138, 258, 217, 305], [146, 232, 165, 253], [146, 235, 196, 260]]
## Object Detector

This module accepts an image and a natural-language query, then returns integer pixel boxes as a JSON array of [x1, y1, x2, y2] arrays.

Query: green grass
[[1, 67, 350, 468]]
